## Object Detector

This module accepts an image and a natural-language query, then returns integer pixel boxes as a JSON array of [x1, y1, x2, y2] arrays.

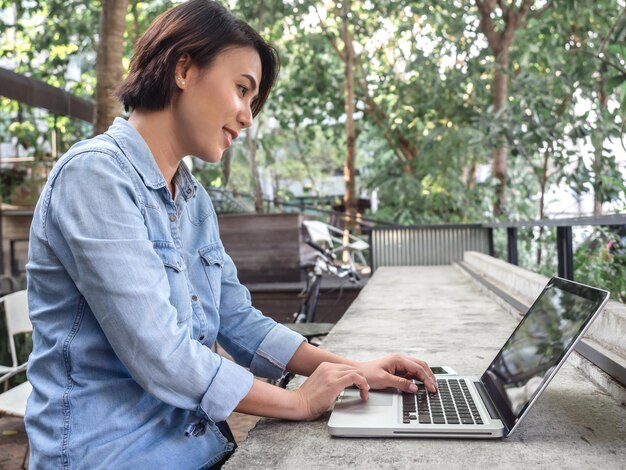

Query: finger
[[413, 358, 438, 386], [402, 357, 437, 383], [339, 371, 369, 400], [385, 373, 419, 394], [394, 357, 438, 392]]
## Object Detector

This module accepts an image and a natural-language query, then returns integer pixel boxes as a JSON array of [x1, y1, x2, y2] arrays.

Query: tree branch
[[518, 0, 533, 19], [291, 113, 319, 196], [532, 1, 553, 19], [501, 0, 533, 50], [572, 48, 626, 75], [475, 0, 502, 54], [497, 0, 508, 16], [314, 5, 346, 63], [598, 6, 626, 55]]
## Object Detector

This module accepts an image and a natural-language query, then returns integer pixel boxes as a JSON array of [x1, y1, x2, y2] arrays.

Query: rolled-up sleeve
[[250, 323, 307, 378], [199, 356, 252, 422], [47, 151, 252, 423], [216, 251, 306, 379]]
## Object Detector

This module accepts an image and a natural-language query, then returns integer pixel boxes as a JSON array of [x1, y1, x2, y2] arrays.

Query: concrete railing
[[461, 251, 626, 405]]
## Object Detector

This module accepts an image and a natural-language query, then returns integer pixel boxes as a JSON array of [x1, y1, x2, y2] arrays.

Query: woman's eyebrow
[[241, 73, 258, 91]]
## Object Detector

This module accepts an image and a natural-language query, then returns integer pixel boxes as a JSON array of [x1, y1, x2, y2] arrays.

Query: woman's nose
[[238, 104, 253, 129]]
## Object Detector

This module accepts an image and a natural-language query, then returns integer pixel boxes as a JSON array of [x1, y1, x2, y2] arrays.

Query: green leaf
[[606, 44, 625, 57], [606, 75, 626, 94]]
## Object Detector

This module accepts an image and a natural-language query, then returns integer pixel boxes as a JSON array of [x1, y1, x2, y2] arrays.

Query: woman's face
[[173, 46, 262, 162]]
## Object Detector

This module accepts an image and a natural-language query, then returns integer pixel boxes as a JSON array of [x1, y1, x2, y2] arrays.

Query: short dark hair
[[117, 0, 279, 117]]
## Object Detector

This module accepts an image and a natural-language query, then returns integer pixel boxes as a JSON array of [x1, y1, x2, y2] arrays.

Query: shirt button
[[169, 214, 176, 222], [191, 295, 198, 301], [199, 335, 205, 341]]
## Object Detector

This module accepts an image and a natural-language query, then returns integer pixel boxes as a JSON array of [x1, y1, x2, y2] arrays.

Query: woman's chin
[[193, 150, 223, 164]]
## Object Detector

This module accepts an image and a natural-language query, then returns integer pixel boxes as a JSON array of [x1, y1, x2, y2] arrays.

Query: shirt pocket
[[153, 242, 192, 324], [198, 243, 225, 310]]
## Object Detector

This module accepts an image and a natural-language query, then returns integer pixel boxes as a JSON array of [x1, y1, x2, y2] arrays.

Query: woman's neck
[[128, 110, 182, 195]]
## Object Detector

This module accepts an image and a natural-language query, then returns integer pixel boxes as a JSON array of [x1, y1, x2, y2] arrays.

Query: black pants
[[209, 421, 237, 470]]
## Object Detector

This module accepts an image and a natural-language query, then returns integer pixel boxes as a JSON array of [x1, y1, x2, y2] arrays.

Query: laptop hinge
[[474, 380, 500, 421]]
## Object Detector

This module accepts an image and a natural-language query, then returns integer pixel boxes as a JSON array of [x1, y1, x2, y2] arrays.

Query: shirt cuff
[[249, 323, 306, 379], [198, 356, 254, 423]]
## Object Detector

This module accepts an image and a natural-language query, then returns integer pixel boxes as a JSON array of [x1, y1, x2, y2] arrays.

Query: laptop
[[328, 277, 610, 438]]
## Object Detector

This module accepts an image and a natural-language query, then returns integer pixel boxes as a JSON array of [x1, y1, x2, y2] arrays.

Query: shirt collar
[[173, 158, 198, 202], [104, 117, 197, 201]]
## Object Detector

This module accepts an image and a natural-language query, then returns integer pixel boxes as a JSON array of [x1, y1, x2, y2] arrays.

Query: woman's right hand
[[292, 362, 369, 421]]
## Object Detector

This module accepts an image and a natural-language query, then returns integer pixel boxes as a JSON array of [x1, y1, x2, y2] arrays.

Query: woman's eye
[[238, 85, 248, 96]]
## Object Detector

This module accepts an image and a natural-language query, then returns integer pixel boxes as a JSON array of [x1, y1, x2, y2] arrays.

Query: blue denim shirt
[[25, 117, 305, 469]]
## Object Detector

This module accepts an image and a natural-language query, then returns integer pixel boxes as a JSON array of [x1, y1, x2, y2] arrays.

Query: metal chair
[[0, 373, 31, 469], [0, 363, 31, 411], [302, 220, 369, 267], [0, 290, 32, 381]]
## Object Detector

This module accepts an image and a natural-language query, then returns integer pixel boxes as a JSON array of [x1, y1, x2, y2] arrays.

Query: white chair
[[0, 363, 31, 413], [302, 220, 369, 267], [0, 373, 31, 469], [0, 290, 32, 469], [0, 290, 32, 379]]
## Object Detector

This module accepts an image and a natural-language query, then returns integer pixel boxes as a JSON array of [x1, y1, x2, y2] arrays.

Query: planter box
[[218, 213, 310, 283]]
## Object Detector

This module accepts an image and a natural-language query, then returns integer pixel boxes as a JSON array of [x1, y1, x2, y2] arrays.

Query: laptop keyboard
[[401, 378, 484, 425]]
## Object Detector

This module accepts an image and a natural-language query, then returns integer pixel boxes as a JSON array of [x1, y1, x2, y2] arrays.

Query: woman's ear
[[175, 53, 192, 89]]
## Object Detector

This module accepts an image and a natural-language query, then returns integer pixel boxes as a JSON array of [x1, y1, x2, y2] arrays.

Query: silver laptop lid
[[480, 277, 610, 436]]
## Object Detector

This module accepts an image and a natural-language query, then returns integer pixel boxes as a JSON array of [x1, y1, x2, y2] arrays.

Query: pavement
[[0, 416, 27, 470]]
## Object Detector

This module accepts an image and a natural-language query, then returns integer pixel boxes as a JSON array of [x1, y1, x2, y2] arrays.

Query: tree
[[474, 0, 541, 218], [340, 0, 358, 242], [246, 120, 265, 213], [94, 0, 130, 135], [588, 7, 626, 215], [2, 0, 624, 230]]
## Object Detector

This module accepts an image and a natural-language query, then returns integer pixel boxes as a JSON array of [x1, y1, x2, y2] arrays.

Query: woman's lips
[[223, 129, 232, 147], [223, 127, 238, 147]]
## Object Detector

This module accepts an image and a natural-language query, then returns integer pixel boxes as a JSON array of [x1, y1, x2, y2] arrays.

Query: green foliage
[[0, 167, 26, 203], [574, 227, 626, 302], [0, 1, 624, 283], [362, 122, 492, 224]]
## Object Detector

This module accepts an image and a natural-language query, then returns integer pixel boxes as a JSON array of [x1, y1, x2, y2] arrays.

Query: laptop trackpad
[[341, 388, 394, 406]]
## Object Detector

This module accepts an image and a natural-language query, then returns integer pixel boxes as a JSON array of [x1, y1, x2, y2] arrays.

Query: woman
[[25, 1, 437, 468]]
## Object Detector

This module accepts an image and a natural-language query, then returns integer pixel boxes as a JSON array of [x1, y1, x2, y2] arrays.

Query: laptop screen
[[481, 277, 609, 434]]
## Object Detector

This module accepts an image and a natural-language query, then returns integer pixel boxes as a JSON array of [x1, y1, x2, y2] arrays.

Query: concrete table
[[225, 266, 626, 469]]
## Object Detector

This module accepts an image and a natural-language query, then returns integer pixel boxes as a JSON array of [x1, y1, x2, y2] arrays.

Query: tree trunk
[[592, 135, 604, 216], [475, 0, 535, 218], [593, 77, 609, 216], [272, 170, 284, 212], [221, 146, 233, 188], [464, 161, 477, 190], [316, 6, 418, 173], [536, 148, 550, 266], [130, 0, 140, 44], [246, 125, 264, 213], [341, 0, 357, 262], [361, 80, 418, 172], [94, 0, 129, 136], [492, 49, 510, 217], [293, 122, 320, 197], [245, 0, 266, 214]]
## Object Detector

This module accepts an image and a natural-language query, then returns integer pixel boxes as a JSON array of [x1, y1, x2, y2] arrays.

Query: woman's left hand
[[354, 354, 438, 394]]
